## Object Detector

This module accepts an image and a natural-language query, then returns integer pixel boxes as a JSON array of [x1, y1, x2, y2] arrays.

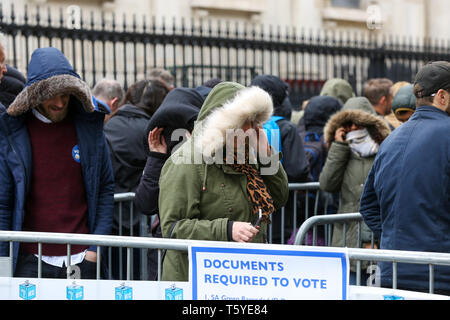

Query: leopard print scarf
[[224, 145, 275, 225]]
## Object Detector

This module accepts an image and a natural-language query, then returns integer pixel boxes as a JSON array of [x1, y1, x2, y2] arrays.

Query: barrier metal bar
[[118, 201, 123, 279], [2, 231, 450, 267], [97, 245, 101, 280], [1, 230, 450, 295], [293, 213, 449, 294], [294, 213, 365, 287], [99, 185, 338, 279], [37, 243, 42, 279], [292, 184, 325, 244], [114, 192, 149, 280], [114, 193, 136, 203], [268, 182, 324, 244], [67, 244, 71, 279], [294, 212, 363, 246]]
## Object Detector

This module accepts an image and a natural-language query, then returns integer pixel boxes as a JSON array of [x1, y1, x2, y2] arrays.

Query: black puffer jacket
[[0, 65, 26, 108]]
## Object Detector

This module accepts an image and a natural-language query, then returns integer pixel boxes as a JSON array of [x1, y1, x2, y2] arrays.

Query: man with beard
[[0, 47, 114, 279], [360, 61, 450, 295]]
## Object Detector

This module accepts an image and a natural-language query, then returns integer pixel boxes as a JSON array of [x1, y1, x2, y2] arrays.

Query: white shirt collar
[[32, 108, 52, 123]]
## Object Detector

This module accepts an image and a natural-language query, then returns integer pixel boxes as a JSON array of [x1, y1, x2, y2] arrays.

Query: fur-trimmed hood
[[7, 47, 95, 116], [193, 82, 273, 157], [323, 109, 391, 149]]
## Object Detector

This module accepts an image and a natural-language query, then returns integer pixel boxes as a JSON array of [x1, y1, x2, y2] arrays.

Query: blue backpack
[[301, 131, 326, 181], [263, 116, 284, 155]]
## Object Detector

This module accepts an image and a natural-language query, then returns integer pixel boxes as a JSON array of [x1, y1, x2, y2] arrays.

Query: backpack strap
[[263, 116, 285, 155], [270, 116, 285, 122]]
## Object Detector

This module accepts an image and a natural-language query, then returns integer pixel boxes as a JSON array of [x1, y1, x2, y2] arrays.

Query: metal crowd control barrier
[[113, 182, 328, 248], [294, 213, 376, 287], [1, 230, 449, 296], [294, 213, 375, 247], [0, 184, 350, 281], [113, 193, 152, 280], [268, 182, 329, 244], [110, 183, 328, 279], [112, 183, 329, 279]]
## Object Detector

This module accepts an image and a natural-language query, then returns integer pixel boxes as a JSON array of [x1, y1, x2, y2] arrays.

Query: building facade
[[1, 0, 449, 102], [14, 0, 449, 40]]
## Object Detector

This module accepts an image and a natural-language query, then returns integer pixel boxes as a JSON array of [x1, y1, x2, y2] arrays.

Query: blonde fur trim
[[195, 86, 273, 157]]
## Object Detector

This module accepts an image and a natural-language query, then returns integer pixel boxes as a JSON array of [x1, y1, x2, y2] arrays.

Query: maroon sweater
[[21, 114, 89, 256]]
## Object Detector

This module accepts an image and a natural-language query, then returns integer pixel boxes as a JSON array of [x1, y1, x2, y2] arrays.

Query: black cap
[[414, 61, 450, 98]]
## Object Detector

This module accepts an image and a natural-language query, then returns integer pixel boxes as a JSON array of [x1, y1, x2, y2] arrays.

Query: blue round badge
[[72, 145, 81, 163]]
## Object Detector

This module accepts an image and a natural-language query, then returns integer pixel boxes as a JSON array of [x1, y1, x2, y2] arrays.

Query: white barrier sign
[[190, 244, 349, 300]]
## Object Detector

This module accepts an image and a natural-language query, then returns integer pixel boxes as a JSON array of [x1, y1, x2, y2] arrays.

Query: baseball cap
[[414, 61, 450, 98]]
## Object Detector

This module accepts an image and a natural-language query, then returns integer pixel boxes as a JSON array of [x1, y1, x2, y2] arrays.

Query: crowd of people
[[0, 42, 449, 296]]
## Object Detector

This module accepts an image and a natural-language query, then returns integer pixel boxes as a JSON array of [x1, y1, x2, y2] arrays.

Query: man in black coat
[[104, 79, 170, 280]]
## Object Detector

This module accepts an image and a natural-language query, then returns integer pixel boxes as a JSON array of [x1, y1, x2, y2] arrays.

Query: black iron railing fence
[[1, 2, 449, 108]]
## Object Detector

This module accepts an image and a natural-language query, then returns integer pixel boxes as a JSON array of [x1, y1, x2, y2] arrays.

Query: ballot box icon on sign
[[165, 284, 183, 300], [383, 295, 405, 300], [19, 280, 36, 300], [115, 283, 133, 300], [67, 281, 84, 300]]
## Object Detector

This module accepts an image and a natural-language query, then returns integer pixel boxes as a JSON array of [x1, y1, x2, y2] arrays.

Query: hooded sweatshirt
[[158, 82, 289, 281], [302, 96, 343, 135], [134, 86, 212, 218], [320, 78, 355, 105], [144, 86, 211, 155]]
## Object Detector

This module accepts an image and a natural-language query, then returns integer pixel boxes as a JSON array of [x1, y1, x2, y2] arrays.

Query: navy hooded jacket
[[0, 47, 114, 271], [360, 106, 450, 292]]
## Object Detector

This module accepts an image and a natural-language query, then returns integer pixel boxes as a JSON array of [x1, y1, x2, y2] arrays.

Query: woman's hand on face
[[256, 125, 271, 157], [335, 127, 347, 143], [148, 127, 168, 154]]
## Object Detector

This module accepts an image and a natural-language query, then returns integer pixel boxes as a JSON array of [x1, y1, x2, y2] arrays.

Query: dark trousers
[[14, 253, 97, 279]]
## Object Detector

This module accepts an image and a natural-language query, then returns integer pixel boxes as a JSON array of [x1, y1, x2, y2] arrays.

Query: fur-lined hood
[[7, 47, 95, 116], [193, 82, 273, 157], [323, 109, 391, 149]]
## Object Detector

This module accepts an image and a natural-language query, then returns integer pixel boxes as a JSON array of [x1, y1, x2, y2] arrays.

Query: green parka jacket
[[319, 98, 390, 271], [158, 82, 289, 281]]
